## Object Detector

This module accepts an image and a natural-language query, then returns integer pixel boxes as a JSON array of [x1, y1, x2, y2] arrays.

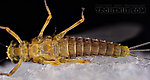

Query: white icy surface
[[0, 52, 150, 80]]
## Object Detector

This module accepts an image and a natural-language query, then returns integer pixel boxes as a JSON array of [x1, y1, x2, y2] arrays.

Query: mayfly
[[0, 0, 150, 76]]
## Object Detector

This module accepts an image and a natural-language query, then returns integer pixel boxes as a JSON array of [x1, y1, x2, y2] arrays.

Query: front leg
[[0, 59, 22, 76], [0, 26, 22, 43]]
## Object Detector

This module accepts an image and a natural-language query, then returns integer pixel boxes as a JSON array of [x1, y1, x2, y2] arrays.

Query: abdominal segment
[[57, 36, 129, 58]]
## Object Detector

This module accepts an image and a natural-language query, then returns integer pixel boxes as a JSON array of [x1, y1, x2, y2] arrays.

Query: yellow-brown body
[[7, 36, 130, 64]]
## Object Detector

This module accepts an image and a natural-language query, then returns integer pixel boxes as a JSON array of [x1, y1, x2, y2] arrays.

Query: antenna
[[0, 57, 9, 63], [0, 42, 8, 48]]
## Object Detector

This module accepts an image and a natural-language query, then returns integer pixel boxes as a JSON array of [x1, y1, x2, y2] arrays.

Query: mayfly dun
[[0, 0, 150, 76]]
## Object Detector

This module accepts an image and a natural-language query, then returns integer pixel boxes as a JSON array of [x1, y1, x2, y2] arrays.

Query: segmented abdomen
[[57, 36, 130, 58]]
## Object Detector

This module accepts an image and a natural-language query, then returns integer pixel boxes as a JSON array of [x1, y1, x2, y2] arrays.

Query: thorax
[[28, 36, 53, 59]]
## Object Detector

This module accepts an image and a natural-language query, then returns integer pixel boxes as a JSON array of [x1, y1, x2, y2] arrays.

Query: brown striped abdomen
[[57, 36, 130, 58]]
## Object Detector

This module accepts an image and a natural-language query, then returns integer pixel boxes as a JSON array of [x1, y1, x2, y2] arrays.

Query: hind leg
[[53, 8, 85, 41], [64, 59, 91, 63], [43, 60, 61, 65], [57, 57, 91, 63]]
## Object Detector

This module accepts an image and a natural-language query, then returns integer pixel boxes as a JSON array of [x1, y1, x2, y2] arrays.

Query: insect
[[0, 0, 150, 76]]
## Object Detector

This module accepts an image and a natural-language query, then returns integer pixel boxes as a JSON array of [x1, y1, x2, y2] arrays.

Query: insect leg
[[62, 59, 91, 63], [0, 26, 22, 43], [53, 8, 85, 41], [0, 59, 22, 76], [38, 0, 52, 37], [43, 60, 61, 65], [35, 55, 61, 65]]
